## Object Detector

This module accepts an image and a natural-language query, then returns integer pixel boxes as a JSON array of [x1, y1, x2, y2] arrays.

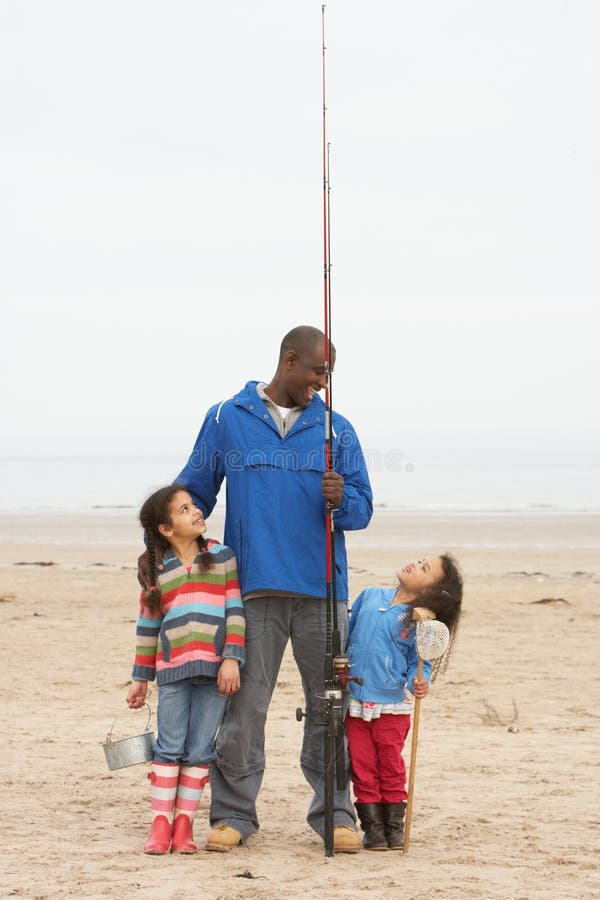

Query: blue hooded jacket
[[177, 381, 373, 600], [347, 587, 432, 704]]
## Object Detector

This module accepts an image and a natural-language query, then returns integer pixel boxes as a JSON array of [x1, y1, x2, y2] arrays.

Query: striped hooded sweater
[[131, 540, 245, 685]]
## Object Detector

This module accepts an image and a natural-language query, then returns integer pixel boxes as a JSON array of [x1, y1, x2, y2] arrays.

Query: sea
[[1, 449, 598, 514]]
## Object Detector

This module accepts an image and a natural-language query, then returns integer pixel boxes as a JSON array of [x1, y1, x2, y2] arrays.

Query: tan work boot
[[333, 826, 361, 853], [205, 824, 243, 852]]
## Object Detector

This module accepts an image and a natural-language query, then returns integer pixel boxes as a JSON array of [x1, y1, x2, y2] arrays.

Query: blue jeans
[[209, 596, 356, 839], [153, 676, 228, 766]]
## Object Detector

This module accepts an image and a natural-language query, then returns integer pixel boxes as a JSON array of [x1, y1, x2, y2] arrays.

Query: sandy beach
[[1, 509, 599, 899]]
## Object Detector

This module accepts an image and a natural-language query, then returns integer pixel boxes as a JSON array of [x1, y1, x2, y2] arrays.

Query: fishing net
[[415, 619, 450, 661]]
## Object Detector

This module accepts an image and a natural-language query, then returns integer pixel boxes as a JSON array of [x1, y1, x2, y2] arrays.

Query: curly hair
[[402, 553, 463, 680]]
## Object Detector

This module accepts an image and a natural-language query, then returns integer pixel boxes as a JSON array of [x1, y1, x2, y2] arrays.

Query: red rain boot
[[143, 762, 179, 854], [170, 765, 209, 853], [171, 814, 197, 853], [143, 814, 172, 855]]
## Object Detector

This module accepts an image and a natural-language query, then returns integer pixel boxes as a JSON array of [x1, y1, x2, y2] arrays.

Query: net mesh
[[415, 619, 450, 660]]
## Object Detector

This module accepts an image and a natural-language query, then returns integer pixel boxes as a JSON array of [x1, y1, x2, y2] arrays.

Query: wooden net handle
[[403, 657, 423, 854]]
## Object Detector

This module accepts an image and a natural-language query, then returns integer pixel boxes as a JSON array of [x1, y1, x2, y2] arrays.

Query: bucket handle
[[106, 703, 152, 743]]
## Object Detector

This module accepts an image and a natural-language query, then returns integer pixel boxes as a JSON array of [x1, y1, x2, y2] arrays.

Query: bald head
[[265, 325, 335, 409], [278, 326, 335, 362]]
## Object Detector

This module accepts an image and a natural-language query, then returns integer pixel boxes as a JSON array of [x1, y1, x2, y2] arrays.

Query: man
[[175, 325, 373, 851]]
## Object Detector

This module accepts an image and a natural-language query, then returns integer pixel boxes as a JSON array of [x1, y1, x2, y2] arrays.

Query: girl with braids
[[345, 553, 462, 851], [126, 484, 245, 855]]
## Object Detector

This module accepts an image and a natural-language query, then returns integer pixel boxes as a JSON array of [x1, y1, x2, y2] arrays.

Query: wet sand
[[1, 510, 598, 899]]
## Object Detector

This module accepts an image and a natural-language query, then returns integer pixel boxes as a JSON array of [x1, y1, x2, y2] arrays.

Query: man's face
[[283, 343, 334, 408]]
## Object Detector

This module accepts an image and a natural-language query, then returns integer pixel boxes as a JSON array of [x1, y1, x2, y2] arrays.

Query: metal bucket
[[102, 704, 155, 771]]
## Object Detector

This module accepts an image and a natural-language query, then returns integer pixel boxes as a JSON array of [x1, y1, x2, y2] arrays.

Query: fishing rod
[[321, 2, 344, 859], [322, 8, 336, 660], [297, 5, 361, 858]]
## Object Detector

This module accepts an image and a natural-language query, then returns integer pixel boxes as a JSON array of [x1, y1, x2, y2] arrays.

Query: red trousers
[[345, 712, 411, 803]]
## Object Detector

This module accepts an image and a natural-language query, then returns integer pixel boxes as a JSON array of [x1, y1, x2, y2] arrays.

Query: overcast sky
[[2, 1, 599, 460]]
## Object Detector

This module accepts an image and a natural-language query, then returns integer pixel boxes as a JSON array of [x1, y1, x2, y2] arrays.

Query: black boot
[[354, 802, 388, 851], [382, 801, 407, 850]]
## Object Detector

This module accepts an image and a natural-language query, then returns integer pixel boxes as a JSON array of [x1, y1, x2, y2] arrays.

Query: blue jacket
[[347, 587, 432, 704], [177, 381, 373, 600]]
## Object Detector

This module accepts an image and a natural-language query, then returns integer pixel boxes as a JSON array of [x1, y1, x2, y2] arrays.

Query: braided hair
[[139, 483, 212, 613]]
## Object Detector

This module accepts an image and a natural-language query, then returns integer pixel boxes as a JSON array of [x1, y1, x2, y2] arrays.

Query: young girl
[[345, 553, 462, 851], [126, 484, 245, 855]]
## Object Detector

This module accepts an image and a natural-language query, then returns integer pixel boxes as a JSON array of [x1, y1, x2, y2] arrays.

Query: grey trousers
[[209, 595, 356, 840]]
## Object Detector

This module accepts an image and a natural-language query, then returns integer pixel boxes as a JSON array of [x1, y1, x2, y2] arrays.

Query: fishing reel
[[295, 654, 363, 722], [332, 653, 363, 690]]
